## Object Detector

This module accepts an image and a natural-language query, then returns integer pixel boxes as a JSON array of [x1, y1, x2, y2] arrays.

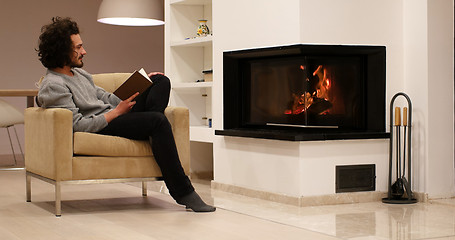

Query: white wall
[[425, 0, 454, 198], [0, 0, 164, 154], [402, 0, 429, 195], [215, 137, 302, 196], [213, 0, 454, 199], [299, 140, 389, 196], [403, 0, 454, 198]]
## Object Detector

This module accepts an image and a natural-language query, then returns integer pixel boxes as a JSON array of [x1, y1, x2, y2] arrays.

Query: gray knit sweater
[[37, 68, 121, 133]]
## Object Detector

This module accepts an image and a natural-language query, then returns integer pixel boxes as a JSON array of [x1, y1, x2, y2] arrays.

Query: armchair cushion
[[73, 132, 153, 157], [72, 156, 162, 180]]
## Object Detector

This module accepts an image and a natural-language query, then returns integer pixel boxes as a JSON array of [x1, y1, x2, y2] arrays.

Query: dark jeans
[[97, 74, 194, 200]]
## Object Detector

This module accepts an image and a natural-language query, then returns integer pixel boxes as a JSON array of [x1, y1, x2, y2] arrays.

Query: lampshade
[[97, 0, 164, 26]]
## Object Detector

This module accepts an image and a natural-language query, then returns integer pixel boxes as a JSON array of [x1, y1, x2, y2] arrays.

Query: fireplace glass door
[[246, 55, 365, 129]]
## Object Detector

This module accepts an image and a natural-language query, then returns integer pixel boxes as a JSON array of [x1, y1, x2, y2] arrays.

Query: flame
[[313, 65, 330, 100], [285, 65, 333, 115]]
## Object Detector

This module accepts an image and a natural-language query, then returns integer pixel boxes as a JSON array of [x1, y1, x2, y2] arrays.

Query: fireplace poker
[[402, 107, 408, 180], [401, 106, 412, 198]]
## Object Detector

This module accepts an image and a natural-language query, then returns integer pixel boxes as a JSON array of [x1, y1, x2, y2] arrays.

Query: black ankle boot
[[177, 191, 216, 212]]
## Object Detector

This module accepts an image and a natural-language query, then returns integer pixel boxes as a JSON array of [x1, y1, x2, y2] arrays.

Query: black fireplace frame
[[216, 44, 390, 141]]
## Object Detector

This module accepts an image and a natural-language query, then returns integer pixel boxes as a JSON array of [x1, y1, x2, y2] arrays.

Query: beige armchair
[[25, 73, 190, 216]]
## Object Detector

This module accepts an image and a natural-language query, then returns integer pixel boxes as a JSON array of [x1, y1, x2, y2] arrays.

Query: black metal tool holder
[[382, 92, 417, 204]]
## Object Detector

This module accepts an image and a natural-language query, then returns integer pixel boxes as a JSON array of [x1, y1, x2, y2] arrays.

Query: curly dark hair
[[37, 17, 80, 69]]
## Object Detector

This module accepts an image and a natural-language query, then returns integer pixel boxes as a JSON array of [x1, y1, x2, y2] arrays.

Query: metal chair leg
[[55, 182, 61, 217], [142, 181, 147, 196], [12, 126, 24, 164], [5, 127, 17, 166], [26, 173, 31, 202]]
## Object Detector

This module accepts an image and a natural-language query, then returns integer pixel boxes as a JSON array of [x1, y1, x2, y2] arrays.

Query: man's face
[[70, 34, 86, 68]]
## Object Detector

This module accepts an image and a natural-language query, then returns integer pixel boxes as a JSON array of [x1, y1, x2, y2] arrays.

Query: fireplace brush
[[383, 92, 417, 204]]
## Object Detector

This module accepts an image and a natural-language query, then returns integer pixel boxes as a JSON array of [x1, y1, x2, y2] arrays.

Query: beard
[[70, 54, 84, 68], [72, 61, 84, 68]]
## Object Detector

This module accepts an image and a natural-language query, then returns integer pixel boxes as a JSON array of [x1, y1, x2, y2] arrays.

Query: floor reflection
[[336, 212, 376, 238], [206, 181, 455, 240]]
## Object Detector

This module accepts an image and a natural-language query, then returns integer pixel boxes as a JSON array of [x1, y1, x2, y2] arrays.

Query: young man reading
[[36, 17, 215, 212]]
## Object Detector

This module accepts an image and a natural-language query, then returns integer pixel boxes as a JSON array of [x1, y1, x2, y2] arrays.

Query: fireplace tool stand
[[382, 92, 417, 204]]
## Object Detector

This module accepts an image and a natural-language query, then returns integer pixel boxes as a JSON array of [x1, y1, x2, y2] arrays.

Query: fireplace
[[216, 44, 389, 141]]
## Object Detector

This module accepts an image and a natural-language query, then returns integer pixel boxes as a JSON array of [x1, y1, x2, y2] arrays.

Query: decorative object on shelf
[[203, 70, 213, 82], [97, 0, 164, 26], [201, 117, 212, 127], [383, 92, 417, 204], [197, 20, 210, 37]]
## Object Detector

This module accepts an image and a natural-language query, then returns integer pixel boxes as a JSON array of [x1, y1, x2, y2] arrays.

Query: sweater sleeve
[[38, 81, 109, 133], [96, 85, 121, 106]]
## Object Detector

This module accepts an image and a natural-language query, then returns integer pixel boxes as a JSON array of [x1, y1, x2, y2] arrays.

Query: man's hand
[[148, 72, 164, 78], [104, 92, 139, 123]]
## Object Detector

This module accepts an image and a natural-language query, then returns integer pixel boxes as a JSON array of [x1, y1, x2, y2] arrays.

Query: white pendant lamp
[[97, 0, 164, 26]]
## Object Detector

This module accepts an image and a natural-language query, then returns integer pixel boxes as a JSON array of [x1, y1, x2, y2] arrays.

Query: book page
[[138, 68, 152, 82]]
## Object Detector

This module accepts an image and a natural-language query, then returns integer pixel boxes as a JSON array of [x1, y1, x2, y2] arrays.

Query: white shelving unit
[[172, 81, 213, 89], [171, 35, 213, 47], [165, 0, 214, 144]]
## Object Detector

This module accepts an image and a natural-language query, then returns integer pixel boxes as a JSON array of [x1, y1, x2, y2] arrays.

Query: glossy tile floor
[[1, 169, 454, 240]]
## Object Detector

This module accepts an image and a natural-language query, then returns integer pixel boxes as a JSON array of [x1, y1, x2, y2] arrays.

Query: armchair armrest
[[25, 107, 73, 181], [164, 106, 190, 175]]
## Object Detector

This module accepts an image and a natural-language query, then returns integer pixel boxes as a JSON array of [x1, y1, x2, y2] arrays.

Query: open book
[[113, 68, 152, 100]]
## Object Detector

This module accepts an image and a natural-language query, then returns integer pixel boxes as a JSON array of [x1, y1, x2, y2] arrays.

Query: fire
[[313, 65, 330, 100], [285, 65, 333, 115]]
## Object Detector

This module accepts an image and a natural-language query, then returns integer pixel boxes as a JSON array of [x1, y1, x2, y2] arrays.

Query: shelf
[[171, 36, 213, 47], [170, 0, 211, 5], [172, 82, 213, 89], [190, 125, 214, 143]]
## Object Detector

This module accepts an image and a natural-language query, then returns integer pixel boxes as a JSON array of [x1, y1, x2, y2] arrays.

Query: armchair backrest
[[92, 73, 131, 93]]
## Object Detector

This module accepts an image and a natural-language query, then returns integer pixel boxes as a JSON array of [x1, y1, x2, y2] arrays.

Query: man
[[36, 17, 215, 212]]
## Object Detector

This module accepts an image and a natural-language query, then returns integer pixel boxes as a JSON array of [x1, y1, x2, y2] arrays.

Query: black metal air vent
[[336, 164, 375, 193]]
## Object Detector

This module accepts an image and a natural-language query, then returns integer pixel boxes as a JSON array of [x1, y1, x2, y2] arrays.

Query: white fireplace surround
[[211, 0, 454, 202]]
